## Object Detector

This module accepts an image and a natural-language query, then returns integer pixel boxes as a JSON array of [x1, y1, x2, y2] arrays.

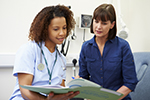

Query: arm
[[79, 43, 90, 79], [118, 42, 138, 99], [18, 73, 47, 100], [117, 85, 131, 100], [18, 73, 79, 100]]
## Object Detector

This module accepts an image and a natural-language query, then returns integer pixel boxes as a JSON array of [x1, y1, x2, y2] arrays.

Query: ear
[[110, 21, 115, 29]]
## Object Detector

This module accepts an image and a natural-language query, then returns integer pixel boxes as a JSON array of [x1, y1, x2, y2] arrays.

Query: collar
[[88, 35, 116, 47]]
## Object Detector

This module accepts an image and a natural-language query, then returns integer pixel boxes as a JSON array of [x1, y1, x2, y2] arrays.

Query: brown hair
[[90, 4, 117, 39], [28, 5, 75, 43]]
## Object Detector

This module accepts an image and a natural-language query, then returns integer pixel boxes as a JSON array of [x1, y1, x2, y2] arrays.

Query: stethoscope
[[37, 42, 66, 84], [60, 30, 76, 56]]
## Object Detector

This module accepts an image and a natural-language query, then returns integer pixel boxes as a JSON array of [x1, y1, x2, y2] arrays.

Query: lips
[[57, 38, 64, 42], [96, 30, 102, 34]]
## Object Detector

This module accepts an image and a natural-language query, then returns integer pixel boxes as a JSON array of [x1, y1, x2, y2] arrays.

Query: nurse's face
[[47, 17, 67, 45], [93, 19, 115, 39]]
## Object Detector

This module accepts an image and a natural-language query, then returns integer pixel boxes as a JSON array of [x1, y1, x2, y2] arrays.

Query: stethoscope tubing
[[38, 42, 66, 71]]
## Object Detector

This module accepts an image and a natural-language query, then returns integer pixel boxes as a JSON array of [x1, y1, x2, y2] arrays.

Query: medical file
[[20, 78, 123, 100]]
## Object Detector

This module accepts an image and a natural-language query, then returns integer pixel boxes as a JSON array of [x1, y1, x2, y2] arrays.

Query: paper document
[[20, 78, 123, 100]]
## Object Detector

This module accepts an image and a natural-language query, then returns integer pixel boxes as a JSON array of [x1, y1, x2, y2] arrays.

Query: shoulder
[[115, 36, 130, 47], [60, 52, 66, 59], [19, 41, 37, 50], [82, 36, 94, 48], [18, 41, 38, 51], [82, 40, 90, 47], [114, 36, 132, 53], [81, 40, 91, 53], [118, 36, 128, 43], [57, 51, 66, 66], [57, 49, 66, 62], [13, 41, 39, 76], [16, 41, 38, 56]]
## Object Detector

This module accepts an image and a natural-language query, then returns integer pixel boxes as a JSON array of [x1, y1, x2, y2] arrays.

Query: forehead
[[50, 17, 66, 26]]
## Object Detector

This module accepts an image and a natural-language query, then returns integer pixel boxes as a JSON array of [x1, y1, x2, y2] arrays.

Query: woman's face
[[47, 17, 67, 45], [93, 19, 115, 39]]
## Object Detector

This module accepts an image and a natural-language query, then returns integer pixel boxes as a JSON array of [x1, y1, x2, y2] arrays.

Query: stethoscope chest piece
[[62, 67, 66, 71], [38, 63, 45, 71]]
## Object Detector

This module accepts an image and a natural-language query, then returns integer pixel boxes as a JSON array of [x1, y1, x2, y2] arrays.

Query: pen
[[72, 77, 75, 79]]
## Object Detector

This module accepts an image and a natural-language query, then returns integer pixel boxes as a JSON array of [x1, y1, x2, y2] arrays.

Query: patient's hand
[[74, 75, 82, 79]]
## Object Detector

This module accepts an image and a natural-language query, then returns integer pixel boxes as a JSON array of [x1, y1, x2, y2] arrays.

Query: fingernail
[[76, 91, 80, 94], [49, 93, 53, 96]]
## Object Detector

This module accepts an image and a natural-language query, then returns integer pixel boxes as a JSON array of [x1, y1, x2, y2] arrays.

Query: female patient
[[10, 5, 79, 100], [78, 4, 138, 100]]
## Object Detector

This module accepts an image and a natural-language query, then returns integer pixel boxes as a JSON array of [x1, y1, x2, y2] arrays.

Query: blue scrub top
[[79, 36, 138, 100], [10, 41, 66, 100]]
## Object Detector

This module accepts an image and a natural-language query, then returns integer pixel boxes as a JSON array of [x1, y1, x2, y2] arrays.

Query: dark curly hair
[[90, 4, 117, 39], [28, 5, 75, 43]]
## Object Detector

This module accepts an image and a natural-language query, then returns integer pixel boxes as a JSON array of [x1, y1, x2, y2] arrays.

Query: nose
[[59, 29, 66, 36], [97, 23, 101, 29]]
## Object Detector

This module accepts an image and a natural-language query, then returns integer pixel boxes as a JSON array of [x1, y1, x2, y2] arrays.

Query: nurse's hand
[[47, 91, 80, 100]]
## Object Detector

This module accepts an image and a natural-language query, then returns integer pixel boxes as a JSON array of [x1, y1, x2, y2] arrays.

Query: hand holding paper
[[20, 78, 123, 100]]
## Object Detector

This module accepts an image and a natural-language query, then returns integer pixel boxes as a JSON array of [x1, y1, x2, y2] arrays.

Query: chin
[[57, 42, 63, 45], [95, 34, 102, 37]]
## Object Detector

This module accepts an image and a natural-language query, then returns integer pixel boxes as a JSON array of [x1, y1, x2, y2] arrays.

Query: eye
[[94, 20, 99, 23], [102, 22, 107, 25], [63, 26, 67, 30], [53, 28, 58, 31]]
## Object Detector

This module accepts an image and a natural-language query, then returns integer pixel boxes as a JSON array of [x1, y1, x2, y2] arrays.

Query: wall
[[0, 0, 150, 99]]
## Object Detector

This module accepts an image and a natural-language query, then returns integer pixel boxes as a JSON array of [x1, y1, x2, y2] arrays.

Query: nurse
[[10, 5, 79, 100]]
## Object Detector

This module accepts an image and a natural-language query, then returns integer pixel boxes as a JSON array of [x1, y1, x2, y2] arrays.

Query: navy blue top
[[79, 35, 138, 100]]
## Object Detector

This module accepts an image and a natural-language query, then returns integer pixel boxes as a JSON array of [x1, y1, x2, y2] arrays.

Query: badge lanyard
[[38, 43, 57, 85]]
